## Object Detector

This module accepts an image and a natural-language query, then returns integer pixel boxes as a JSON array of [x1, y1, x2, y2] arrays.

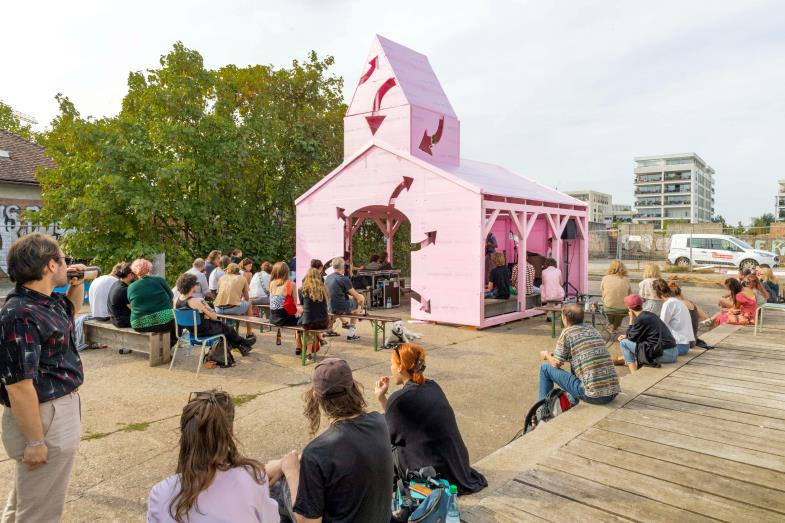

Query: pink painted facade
[[296, 35, 588, 328]]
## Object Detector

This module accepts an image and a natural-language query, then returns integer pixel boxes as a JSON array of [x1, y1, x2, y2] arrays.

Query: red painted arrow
[[419, 231, 437, 248], [373, 78, 396, 112], [418, 116, 445, 155], [365, 115, 386, 135], [408, 290, 431, 313], [336, 207, 347, 220], [388, 176, 414, 206], [358, 56, 378, 85]]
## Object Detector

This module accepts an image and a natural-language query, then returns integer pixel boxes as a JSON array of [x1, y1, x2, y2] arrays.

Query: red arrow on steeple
[[418, 117, 445, 155], [359, 56, 378, 85], [365, 115, 386, 135], [373, 78, 396, 112], [388, 176, 414, 206], [336, 207, 347, 220]]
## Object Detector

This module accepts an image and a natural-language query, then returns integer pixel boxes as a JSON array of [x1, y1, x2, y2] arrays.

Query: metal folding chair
[[171, 308, 227, 376]]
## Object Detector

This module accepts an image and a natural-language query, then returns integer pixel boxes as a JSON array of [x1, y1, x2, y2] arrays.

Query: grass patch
[[231, 393, 259, 407], [82, 431, 109, 441], [122, 421, 151, 432]]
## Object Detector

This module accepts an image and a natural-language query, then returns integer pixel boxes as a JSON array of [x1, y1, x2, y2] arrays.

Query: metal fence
[[588, 223, 785, 269]]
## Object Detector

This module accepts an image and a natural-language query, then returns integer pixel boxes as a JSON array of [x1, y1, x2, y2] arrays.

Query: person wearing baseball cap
[[616, 293, 678, 373], [292, 358, 393, 522]]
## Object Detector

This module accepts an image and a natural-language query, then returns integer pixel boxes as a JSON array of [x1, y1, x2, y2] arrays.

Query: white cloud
[[2, 0, 783, 224]]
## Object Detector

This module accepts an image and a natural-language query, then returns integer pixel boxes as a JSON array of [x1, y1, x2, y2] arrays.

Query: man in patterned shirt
[[0, 232, 88, 521], [538, 303, 620, 404]]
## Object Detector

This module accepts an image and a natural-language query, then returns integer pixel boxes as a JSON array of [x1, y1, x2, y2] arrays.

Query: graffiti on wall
[[1, 204, 66, 273]]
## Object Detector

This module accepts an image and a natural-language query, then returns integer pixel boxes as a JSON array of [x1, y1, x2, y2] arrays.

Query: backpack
[[391, 467, 451, 523], [408, 488, 450, 523], [283, 280, 298, 315], [510, 388, 575, 442], [207, 340, 235, 367]]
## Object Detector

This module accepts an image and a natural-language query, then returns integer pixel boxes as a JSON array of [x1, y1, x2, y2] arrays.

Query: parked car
[[668, 234, 779, 270]]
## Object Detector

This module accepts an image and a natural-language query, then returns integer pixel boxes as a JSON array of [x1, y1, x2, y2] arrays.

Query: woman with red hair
[[127, 258, 177, 347], [374, 344, 487, 494]]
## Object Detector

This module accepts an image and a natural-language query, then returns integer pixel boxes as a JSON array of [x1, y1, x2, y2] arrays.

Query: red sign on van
[[711, 252, 733, 260]]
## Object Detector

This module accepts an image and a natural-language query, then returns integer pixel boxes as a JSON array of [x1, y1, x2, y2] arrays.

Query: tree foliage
[[0, 101, 35, 141], [31, 42, 345, 279], [748, 213, 775, 234]]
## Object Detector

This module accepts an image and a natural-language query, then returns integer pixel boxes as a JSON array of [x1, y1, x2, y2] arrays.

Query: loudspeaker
[[561, 219, 577, 240]]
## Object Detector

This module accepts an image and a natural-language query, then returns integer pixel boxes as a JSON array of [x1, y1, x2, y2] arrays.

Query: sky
[[2, 0, 784, 225]]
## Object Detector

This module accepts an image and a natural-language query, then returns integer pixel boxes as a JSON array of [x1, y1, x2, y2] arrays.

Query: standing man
[[0, 233, 87, 521], [185, 258, 211, 300]]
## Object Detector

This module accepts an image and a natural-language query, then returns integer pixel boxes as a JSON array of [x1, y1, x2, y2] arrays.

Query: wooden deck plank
[[651, 380, 785, 412], [515, 468, 710, 522], [580, 427, 785, 493], [708, 346, 785, 359], [693, 355, 785, 374], [674, 362, 785, 388], [635, 394, 785, 432], [596, 418, 785, 472], [659, 375, 785, 404], [609, 404, 785, 455], [461, 504, 548, 523], [720, 340, 785, 352], [563, 437, 785, 516], [471, 479, 624, 523], [540, 452, 747, 522], [643, 386, 785, 421], [673, 369, 785, 395]]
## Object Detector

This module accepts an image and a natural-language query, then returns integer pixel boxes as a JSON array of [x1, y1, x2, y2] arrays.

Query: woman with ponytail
[[147, 390, 299, 522], [374, 344, 487, 495]]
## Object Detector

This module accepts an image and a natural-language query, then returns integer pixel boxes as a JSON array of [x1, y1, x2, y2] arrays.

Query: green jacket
[[128, 275, 174, 329]]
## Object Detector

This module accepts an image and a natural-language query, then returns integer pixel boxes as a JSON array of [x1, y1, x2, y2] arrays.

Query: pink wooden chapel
[[295, 35, 588, 328]]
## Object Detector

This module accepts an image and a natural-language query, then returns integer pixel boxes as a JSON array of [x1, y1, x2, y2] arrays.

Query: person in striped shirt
[[538, 303, 621, 404]]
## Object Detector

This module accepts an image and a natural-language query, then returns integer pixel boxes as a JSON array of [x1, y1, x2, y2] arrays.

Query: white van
[[668, 234, 779, 270]]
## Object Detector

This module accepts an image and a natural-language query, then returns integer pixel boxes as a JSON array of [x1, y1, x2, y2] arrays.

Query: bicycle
[[568, 294, 627, 344]]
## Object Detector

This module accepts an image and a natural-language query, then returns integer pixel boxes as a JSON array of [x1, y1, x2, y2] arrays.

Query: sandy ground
[[0, 282, 724, 522]]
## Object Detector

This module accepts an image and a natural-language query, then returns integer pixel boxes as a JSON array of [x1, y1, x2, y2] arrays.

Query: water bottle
[[386, 297, 392, 309], [179, 329, 191, 353], [446, 484, 460, 523]]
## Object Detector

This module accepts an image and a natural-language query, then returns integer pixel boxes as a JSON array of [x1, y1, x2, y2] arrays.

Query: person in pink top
[[147, 390, 299, 522], [540, 258, 565, 304]]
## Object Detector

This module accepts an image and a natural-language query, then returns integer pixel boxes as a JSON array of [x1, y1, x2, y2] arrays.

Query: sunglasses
[[56, 255, 74, 265]]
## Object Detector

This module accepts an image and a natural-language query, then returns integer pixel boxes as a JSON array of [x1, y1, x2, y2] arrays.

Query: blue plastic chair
[[171, 308, 227, 376]]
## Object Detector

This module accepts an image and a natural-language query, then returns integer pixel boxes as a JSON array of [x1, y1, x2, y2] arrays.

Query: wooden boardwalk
[[464, 327, 785, 522]]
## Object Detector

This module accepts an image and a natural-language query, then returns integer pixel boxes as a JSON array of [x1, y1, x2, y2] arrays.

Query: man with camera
[[0, 232, 88, 521]]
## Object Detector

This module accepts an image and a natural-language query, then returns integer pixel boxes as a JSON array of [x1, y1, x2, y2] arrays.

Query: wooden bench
[[83, 320, 171, 366], [334, 312, 401, 351], [252, 305, 400, 351], [215, 313, 328, 366]]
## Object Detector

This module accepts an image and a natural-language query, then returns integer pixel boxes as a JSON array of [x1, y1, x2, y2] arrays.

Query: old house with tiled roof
[[0, 129, 62, 278]]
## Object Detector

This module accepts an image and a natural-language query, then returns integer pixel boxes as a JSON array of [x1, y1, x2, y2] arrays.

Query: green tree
[[30, 42, 345, 279], [0, 100, 35, 141], [748, 213, 775, 235]]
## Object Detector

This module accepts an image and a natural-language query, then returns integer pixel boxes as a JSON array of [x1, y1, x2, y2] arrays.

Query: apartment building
[[777, 180, 785, 221], [633, 153, 715, 229], [565, 190, 611, 224], [611, 204, 634, 223]]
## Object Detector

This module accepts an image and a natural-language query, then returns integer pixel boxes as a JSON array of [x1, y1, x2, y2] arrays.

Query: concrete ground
[[0, 280, 725, 521]]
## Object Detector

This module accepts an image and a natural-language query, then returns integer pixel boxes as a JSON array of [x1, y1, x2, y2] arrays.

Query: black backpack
[[510, 388, 575, 443], [207, 340, 235, 367]]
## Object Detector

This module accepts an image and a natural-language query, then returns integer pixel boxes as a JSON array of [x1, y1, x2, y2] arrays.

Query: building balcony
[[635, 188, 663, 195], [664, 172, 691, 181], [663, 188, 690, 194], [636, 213, 663, 219]]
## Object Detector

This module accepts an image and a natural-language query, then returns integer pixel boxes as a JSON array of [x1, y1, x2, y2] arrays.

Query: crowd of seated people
[[148, 351, 487, 522]]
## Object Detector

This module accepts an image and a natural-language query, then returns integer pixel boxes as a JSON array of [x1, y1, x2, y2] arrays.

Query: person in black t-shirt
[[616, 294, 678, 373], [108, 262, 136, 328], [485, 252, 511, 299], [275, 358, 393, 523]]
